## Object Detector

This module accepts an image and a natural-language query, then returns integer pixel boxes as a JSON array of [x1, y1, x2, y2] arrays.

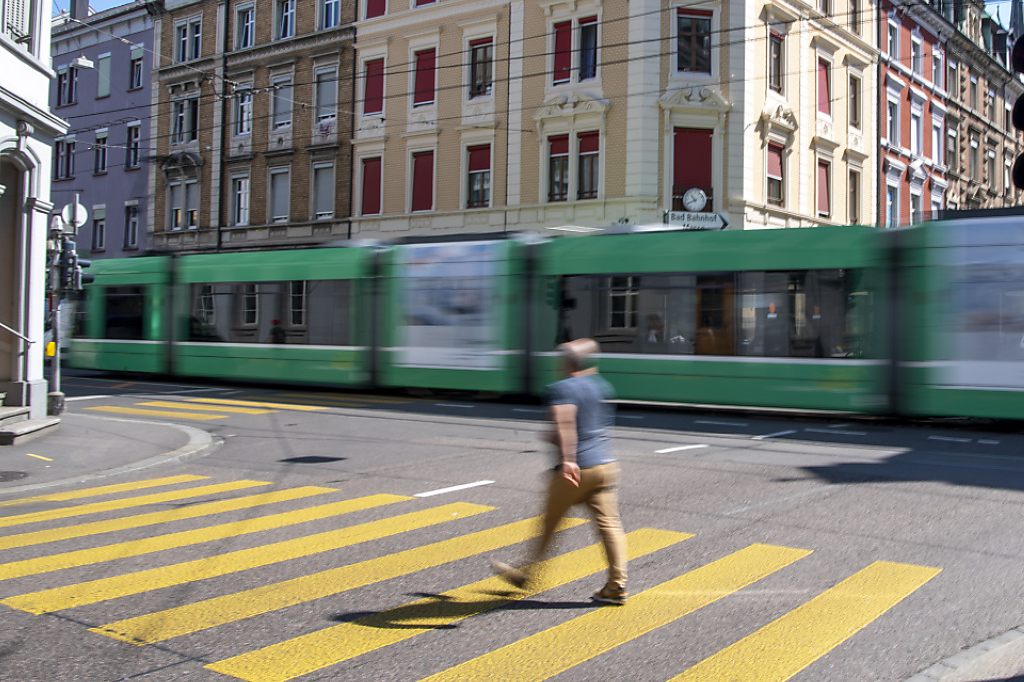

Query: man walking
[[492, 338, 628, 604]]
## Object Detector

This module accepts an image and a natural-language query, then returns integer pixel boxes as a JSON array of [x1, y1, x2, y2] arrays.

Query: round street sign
[[60, 202, 88, 231]]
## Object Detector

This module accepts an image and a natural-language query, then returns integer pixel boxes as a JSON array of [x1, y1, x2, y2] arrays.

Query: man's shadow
[[330, 590, 594, 630]]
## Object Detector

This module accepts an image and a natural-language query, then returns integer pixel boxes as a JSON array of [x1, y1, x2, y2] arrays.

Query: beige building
[[351, 0, 879, 237]]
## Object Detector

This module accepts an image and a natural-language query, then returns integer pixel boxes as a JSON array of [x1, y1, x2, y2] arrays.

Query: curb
[[0, 413, 220, 498], [908, 626, 1024, 681]]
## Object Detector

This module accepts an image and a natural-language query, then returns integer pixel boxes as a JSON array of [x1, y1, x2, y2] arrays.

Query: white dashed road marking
[[805, 428, 868, 436], [928, 435, 972, 444], [655, 445, 709, 454], [413, 481, 495, 498], [695, 420, 748, 427], [752, 430, 798, 441]]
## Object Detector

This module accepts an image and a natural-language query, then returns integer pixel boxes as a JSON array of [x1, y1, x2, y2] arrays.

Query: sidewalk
[[0, 412, 216, 496]]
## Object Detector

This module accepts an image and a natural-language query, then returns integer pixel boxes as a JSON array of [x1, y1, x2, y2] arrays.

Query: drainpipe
[[216, 0, 229, 252], [503, 4, 512, 234]]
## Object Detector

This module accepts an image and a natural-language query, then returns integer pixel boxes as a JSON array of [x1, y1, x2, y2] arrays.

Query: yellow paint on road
[[0, 474, 209, 508], [186, 398, 326, 412], [670, 560, 941, 682], [95, 516, 585, 646], [3, 502, 491, 615], [24, 454, 53, 462], [206, 528, 691, 682], [0, 479, 269, 530], [85, 406, 226, 421], [0, 493, 406, 580], [137, 401, 274, 415], [0, 486, 335, 551], [276, 393, 408, 405]]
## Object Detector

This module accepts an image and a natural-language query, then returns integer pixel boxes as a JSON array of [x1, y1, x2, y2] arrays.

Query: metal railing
[[0, 321, 32, 344]]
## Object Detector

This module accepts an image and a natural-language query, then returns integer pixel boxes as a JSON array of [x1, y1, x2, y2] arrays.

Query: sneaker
[[490, 559, 528, 589], [591, 585, 627, 605]]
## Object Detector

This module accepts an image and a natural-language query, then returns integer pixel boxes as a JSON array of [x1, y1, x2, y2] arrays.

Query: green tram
[[70, 226, 897, 414]]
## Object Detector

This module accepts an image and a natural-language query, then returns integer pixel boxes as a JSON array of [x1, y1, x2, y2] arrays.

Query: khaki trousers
[[528, 461, 628, 591]]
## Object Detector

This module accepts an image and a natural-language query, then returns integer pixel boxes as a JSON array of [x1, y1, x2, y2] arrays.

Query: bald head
[[559, 338, 600, 374]]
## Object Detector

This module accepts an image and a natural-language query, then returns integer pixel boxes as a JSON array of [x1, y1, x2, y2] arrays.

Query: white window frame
[[886, 95, 900, 147], [767, 29, 785, 94], [129, 53, 144, 90], [271, 76, 293, 129], [235, 87, 253, 135], [175, 17, 202, 62], [932, 49, 943, 89], [910, 107, 923, 156], [816, 157, 832, 219], [886, 182, 900, 228], [96, 53, 111, 98], [407, 146, 437, 213], [911, 36, 923, 75], [311, 161, 335, 220], [268, 166, 291, 223], [466, 34, 495, 101], [276, 0, 296, 40], [672, 6, 715, 81], [185, 180, 199, 228], [848, 168, 861, 223], [231, 175, 250, 226], [93, 130, 108, 173], [314, 67, 338, 122], [849, 73, 862, 130], [909, 190, 922, 226], [765, 139, 785, 207], [126, 123, 141, 168], [408, 42, 439, 110], [464, 142, 493, 209], [93, 217, 106, 250], [167, 180, 184, 230], [359, 51, 387, 117], [321, 0, 340, 29], [817, 54, 833, 118], [289, 281, 307, 327], [242, 284, 259, 326], [887, 20, 899, 59], [124, 202, 140, 248], [235, 3, 256, 49]]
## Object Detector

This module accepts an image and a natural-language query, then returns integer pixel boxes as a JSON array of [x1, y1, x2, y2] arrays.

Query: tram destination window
[[103, 286, 147, 340], [557, 269, 868, 358], [186, 280, 352, 345]]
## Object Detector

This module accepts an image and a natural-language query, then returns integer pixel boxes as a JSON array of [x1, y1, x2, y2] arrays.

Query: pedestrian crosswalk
[[0, 474, 941, 681], [83, 392, 414, 422]]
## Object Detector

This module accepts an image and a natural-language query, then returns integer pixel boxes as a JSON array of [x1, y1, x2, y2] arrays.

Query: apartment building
[[51, 1, 155, 257], [1, 0, 67, 420], [151, 0, 355, 252]]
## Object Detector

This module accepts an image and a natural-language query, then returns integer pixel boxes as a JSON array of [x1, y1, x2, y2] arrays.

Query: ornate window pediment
[[760, 102, 798, 137], [534, 92, 610, 124], [658, 86, 731, 114]]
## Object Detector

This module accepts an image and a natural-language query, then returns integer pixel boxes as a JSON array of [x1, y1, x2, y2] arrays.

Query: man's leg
[[584, 463, 628, 595]]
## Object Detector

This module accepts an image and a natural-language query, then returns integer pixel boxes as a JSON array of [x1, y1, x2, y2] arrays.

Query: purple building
[[50, 0, 155, 258]]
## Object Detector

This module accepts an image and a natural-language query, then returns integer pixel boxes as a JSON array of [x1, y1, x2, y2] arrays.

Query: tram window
[[186, 280, 352, 346], [104, 286, 147, 340]]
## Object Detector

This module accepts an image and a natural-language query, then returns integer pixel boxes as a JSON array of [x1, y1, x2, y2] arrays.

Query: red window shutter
[[678, 8, 713, 16], [673, 127, 713, 192], [577, 131, 599, 154], [414, 49, 436, 105], [470, 36, 492, 47], [414, 0, 434, 5], [553, 21, 572, 83], [468, 145, 490, 172], [363, 59, 384, 115], [412, 151, 434, 211], [361, 157, 382, 215], [767, 143, 783, 179], [579, 15, 597, 25], [549, 135, 569, 156], [817, 59, 830, 114], [817, 161, 830, 215], [366, 0, 385, 19]]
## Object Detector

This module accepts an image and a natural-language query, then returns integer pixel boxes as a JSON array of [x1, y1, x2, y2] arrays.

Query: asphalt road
[[1, 372, 1022, 681]]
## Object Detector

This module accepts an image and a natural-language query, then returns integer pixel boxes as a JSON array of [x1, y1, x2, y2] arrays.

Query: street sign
[[663, 211, 728, 230], [60, 202, 88, 232]]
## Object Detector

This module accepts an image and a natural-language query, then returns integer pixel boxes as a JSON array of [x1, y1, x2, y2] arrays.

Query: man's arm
[[551, 403, 580, 486]]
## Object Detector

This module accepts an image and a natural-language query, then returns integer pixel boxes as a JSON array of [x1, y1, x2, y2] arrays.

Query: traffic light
[[59, 237, 75, 292], [1011, 36, 1024, 189], [73, 254, 93, 290]]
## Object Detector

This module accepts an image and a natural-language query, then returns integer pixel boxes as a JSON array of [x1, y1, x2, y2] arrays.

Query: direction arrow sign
[[663, 211, 728, 230]]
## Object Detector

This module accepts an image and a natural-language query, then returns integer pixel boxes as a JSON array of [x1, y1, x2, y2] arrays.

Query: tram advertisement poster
[[396, 241, 502, 370]]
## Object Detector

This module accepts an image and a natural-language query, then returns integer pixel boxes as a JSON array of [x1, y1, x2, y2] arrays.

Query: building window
[[55, 139, 75, 179], [190, 18, 201, 59], [887, 99, 899, 145], [910, 109, 922, 156], [579, 16, 598, 81], [175, 18, 201, 62], [96, 54, 111, 98], [766, 143, 784, 206], [469, 38, 493, 98], [932, 122, 942, 164], [969, 134, 979, 177], [849, 75, 861, 129], [577, 131, 600, 200], [167, 180, 198, 229], [1006, 157, 1013, 195], [849, 170, 860, 223], [235, 88, 252, 135], [3, 0, 32, 48], [909, 192, 922, 225], [911, 38, 922, 75], [124, 205, 139, 248], [126, 123, 141, 168], [186, 181, 198, 228], [411, 150, 435, 212], [92, 217, 106, 251], [172, 97, 199, 144], [312, 162, 335, 219], [236, 4, 255, 49], [677, 9, 712, 73], [413, 48, 436, 106], [321, 0, 340, 29], [608, 277, 639, 329], [56, 67, 77, 106], [819, 0, 830, 15], [768, 32, 783, 93], [986, 89, 995, 120], [466, 144, 491, 208], [850, 0, 861, 33], [932, 51, 942, 88], [315, 68, 337, 122], [269, 167, 291, 223], [548, 135, 569, 202], [817, 58, 831, 116], [277, 0, 295, 40], [987, 148, 997, 191], [129, 54, 144, 89], [231, 176, 250, 226], [553, 20, 572, 84], [816, 160, 831, 218], [361, 157, 382, 215], [947, 60, 958, 98], [970, 75, 978, 110], [93, 132, 107, 173], [366, 0, 385, 19], [886, 185, 898, 228], [363, 58, 384, 115], [947, 128, 958, 171], [414, 0, 435, 5], [290, 281, 306, 327], [887, 22, 898, 58], [242, 284, 258, 326], [272, 76, 293, 128]]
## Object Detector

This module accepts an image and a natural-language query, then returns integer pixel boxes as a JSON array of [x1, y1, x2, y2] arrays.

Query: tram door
[[695, 275, 734, 355]]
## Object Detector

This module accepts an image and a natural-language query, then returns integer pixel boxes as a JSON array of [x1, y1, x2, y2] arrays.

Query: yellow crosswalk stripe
[[669, 560, 941, 682], [205, 528, 691, 682], [85, 406, 226, 421], [0, 493, 406, 581], [276, 393, 407, 405], [95, 516, 586, 646], [0, 486, 335, 552], [3, 501, 490, 615], [424, 543, 810, 682], [0, 479, 269, 530], [137, 401, 274, 415], [0, 475, 209, 509], [186, 398, 326, 412]]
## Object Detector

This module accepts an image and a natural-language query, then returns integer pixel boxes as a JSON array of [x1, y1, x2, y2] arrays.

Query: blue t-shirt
[[548, 373, 616, 469]]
